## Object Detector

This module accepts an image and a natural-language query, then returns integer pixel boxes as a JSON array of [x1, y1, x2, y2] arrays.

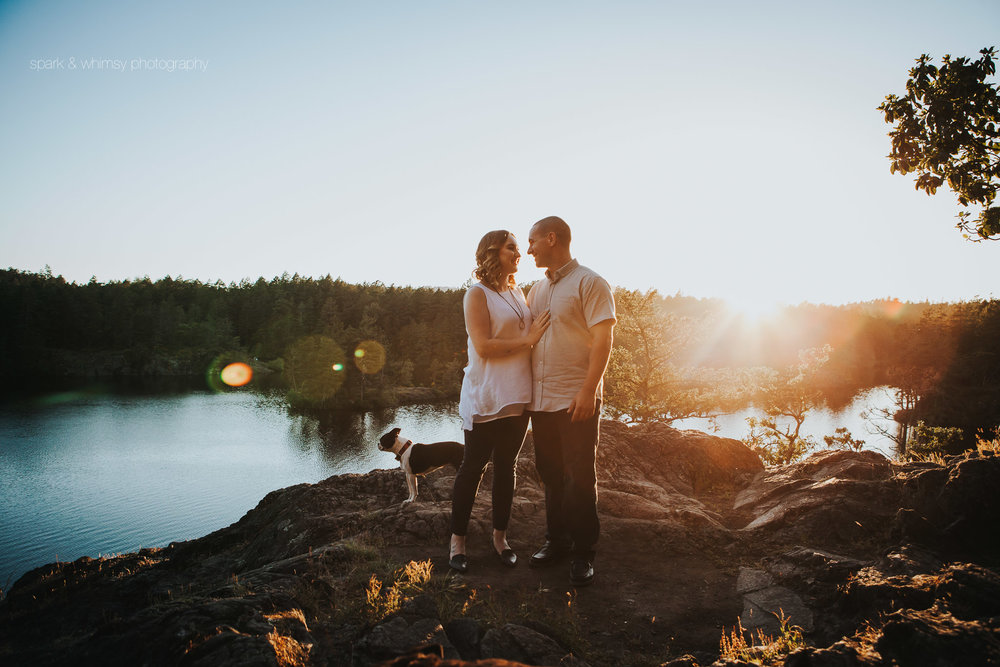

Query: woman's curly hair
[[473, 230, 518, 292]]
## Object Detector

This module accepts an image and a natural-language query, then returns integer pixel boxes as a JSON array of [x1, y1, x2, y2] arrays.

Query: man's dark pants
[[530, 403, 600, 560]]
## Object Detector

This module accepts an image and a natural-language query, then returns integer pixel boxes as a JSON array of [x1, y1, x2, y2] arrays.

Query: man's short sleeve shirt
[[526, 259, 616, 412]]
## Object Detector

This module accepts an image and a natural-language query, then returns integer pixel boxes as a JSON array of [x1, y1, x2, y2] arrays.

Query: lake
[[672, 386, 900, 458], [0, 384, 899, 589], [0, 385, 464, 590]]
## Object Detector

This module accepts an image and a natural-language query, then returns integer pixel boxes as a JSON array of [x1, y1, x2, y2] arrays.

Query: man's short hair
[[533, 216, 572, 245]]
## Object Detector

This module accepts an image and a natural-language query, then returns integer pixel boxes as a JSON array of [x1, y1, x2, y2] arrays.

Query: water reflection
[[671, 386, 900, 457], [286, 402, 463, 475]]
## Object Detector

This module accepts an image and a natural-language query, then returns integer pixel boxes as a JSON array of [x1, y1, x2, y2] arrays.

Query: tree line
[[603, 289, 1000, 458], [0, 268, 467, 408], [3, 268, 997, 455]]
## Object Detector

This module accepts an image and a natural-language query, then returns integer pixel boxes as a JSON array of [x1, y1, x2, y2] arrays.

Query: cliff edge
[[2, 422, 998, 666]]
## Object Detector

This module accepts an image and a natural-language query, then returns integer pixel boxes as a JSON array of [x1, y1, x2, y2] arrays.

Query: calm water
[[0, 387, 461, 589], [0, 385, 898, 589], [672, 386, 900, 457]]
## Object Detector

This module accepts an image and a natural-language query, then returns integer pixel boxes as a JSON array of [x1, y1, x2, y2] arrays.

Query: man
[[525, 215, 615, 587]]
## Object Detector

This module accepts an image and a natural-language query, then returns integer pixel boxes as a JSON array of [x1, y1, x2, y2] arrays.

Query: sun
[[727, 296, 783, 324]]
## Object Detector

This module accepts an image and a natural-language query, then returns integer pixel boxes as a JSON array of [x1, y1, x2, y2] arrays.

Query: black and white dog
[[378, 427, 464, 503]]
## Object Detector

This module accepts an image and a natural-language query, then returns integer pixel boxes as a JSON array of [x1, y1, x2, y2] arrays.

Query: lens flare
[[206, 353, 254, 393], [220, 362, 253, 387], [354, 340, 386, 374], [285, 335, 347, 402]]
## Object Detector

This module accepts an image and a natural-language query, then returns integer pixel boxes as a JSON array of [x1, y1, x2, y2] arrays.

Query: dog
[[378, 427, 464, 503]]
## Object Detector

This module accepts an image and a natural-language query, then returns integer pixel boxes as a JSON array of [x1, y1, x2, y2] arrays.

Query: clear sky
[[1, 0, 997, 312]]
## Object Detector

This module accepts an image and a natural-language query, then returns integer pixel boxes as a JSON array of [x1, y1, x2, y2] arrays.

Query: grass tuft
[[906, 450, 947, 465], [363, 559, 434, 623], [267, 627, 311, 667], [265, 608, 309, 630], [719, 609, 806, 665], [976, 427, 1000, 455], [364, 573, 402, 622]]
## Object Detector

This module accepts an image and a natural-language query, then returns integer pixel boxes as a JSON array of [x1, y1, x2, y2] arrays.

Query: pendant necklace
[[498, 288, 526, 329]]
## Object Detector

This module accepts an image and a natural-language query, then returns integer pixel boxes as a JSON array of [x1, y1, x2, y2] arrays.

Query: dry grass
[[398, 559, 433, 587], [290, 538, 589, 659], [976, 427, 1000, 455], [719, 610, 806, 665], [265, 608, 309, 630], [364, 573, 402, 622], [289, 534, 397, 624], [906, 426, 1000, 465], [907, 450, 947, 465], [265, 608, 312, 667], [267, 627, 311, 667], [363, 559, 434, 623]]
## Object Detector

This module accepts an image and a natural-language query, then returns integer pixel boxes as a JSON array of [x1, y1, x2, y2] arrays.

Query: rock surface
[[1, 421, 998, 666]]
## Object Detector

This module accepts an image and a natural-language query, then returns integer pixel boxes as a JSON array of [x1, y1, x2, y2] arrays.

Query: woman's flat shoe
[[495, 548, 517, 568], [449, 553, 469, 573]]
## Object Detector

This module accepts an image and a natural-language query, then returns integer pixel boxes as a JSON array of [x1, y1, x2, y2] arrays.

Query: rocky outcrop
[[1, 423, 997, 666]]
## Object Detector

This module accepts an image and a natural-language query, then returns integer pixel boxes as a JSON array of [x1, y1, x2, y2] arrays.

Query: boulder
[[734, 450, 899, 548], [479, 623, 571, 666], [360, 617, 458, 661], [736, 567, 813, 634]]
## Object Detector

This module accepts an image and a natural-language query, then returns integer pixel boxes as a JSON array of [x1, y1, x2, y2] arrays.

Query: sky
[[1, 0, 997, 313]]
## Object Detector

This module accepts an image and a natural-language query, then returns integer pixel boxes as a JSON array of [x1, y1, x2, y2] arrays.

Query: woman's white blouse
[[458, 283, 534, 431]]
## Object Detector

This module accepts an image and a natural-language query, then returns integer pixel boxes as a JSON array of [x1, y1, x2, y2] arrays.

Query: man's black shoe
[[529, 541, 571, 568], [570, 559, 594, 586]]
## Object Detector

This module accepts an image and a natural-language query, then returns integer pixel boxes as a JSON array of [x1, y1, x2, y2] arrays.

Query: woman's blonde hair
[[473, 230, 517, 291]]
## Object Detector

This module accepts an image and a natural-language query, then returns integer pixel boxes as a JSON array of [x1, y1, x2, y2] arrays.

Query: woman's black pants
[[450, 413, 529, 536]]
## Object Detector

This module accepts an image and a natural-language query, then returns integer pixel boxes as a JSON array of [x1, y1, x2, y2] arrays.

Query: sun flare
[[727, 297, 784, 324], [220, 362, 253, 387]]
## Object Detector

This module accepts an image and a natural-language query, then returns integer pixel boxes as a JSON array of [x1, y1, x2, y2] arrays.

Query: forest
[[2, 267, 997, 458]]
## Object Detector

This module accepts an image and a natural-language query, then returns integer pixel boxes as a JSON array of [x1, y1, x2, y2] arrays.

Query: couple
[[448, 215, 616, 587]]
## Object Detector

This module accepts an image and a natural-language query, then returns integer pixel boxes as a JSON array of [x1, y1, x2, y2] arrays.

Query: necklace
[[497, 288, 526, 329]]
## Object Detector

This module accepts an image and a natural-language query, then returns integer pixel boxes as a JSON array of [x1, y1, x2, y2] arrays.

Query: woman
[[449, 230, 550, 573]]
